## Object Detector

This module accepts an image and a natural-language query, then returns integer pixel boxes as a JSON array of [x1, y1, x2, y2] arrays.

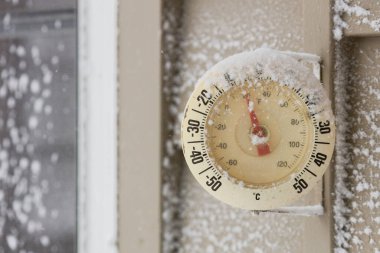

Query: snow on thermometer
[[181, 48, 335, 210]]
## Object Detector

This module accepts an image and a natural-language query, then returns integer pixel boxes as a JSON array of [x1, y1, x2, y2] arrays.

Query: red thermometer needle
[[245, 95, 271, 156]]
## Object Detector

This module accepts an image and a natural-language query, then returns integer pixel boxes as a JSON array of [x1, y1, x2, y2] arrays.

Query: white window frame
[[78, 0, 119, 252]]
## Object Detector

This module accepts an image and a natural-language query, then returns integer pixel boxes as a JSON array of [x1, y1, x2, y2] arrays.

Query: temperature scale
[[181, 49, 335, 210]]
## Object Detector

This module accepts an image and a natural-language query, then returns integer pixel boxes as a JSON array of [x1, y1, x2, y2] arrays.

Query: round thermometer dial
[[181, 50, 335, 210]]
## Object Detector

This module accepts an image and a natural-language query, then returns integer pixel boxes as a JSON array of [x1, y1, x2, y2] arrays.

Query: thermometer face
[[181, 53, 335, 210], [206, 82, 312, 187]]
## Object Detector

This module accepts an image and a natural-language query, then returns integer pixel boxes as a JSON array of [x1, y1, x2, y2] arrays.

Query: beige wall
[[162, 0, 332, 252], [118, 0, 380, 252]]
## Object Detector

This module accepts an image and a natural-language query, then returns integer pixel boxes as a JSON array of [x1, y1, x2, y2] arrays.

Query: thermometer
[[181, 49, 335, 210]]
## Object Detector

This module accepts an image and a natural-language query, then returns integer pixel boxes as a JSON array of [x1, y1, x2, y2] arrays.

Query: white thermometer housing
[[181, 49, 335, 210]]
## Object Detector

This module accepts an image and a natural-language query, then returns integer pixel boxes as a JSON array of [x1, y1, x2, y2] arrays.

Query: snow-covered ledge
[[78, 0, 118, 252]]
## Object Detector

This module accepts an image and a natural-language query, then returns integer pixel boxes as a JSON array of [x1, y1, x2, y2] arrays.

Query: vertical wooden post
[[303, 0, 334, 252], [118, 0, 162, 253]]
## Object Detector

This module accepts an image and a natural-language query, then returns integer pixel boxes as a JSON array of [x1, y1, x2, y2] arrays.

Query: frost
[[41, 25, 48, 33], [2, 13, 11, 29], [333, 36, 380, 252], [0, 40, 60, 252], [28, 116, 39, 129], [19, 73, 29, 92], [51, 55, 59, 65], [6, 235, 17, 250], [199, 48, 333, 121], [44, 105, 53, 115], [30, 79, 41, 94], [54, 20, 62, 29], [31, 160, 41, 175], [248, 100, 254, 112], [41, 65, 53, 84], [40, 235, 50, 247], [50, 153, 59, 163], [16, 46, 26, 57], [33, 98, 44, 113], [250, 134, 268, 145], [363, 227, 372, 235], [334, 0, 380, 40]]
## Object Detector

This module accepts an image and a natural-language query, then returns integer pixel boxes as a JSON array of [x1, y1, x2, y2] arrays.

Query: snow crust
[[250, 135, 268, 145], [248, 100, 254, 112], [199, 48, 333, 121], [333, 38, 380, 253], [333, 0, 380, 40]]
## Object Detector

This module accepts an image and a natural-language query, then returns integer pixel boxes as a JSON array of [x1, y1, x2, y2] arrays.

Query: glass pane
[[0, 0, 75, 12], [0, 3, 76, 253]]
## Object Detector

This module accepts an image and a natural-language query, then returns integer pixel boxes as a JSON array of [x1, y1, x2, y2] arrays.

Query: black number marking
[[190, 150, 203, 164], [318, 120, 331, 134], [314, 152, 327, 167], [206, 176, 222, 191], [217, 143, 228, 149], [263, 91, 271, 97], [197, 89, 212, 106], [227, 159, 237, 166], [293, 179, 308, 193], [289, 141, 300, 148], [187, 119, 200, 133], [291, 119, 299, 125], [277, 161, 288, 167], [216, 124, 226, 130]]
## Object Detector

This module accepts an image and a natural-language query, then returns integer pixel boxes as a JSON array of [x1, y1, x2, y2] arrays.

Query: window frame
[[78, 0, 119, 252]]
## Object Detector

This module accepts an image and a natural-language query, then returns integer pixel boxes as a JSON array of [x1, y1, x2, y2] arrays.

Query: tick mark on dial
[[199, 166, 213, 175], [188, 140, 203, 144], [192, 108, 207, 116], [305, 168, 317, 177], [315, 141, 330, 145]]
